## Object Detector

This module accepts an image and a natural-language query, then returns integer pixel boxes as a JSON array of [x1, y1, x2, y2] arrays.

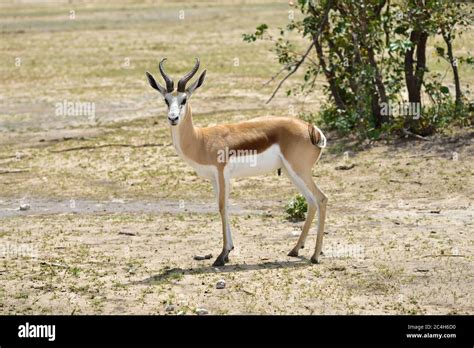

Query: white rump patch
[[315, 126, 327, 148]]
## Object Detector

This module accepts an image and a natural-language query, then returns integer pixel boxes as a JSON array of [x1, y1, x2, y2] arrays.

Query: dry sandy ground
[[0, 129, 473, 315]]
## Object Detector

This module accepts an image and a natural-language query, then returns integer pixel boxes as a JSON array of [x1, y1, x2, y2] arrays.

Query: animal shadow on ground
[[134, 258, 311, 285]]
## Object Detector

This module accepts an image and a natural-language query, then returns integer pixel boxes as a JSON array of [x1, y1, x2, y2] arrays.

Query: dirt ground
[[0, 1, 473, 315], [1, 128, 472, 315]]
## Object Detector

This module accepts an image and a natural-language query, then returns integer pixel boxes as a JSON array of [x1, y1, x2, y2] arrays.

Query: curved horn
[[159, 58, 174, 92], [177, 58, 200, 92]]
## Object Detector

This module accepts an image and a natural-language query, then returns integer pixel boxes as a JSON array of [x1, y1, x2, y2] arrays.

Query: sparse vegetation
[[285, 194, 308, 222]]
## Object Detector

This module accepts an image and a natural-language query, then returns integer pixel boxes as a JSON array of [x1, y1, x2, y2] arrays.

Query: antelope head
[[146, 58, 206, 126]]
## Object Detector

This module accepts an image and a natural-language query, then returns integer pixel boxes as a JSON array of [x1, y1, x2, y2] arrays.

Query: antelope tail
[[308, 124, 327, 149]]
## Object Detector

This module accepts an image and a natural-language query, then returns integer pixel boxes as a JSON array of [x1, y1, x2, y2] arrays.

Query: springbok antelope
[[146, 58, 328, 266]]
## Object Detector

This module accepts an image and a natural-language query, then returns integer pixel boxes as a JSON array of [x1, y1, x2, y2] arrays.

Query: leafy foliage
[[285, 194, 308, 222], [244, 0, 473, 138]]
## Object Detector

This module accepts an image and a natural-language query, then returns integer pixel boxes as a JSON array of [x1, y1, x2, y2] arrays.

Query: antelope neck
[[171, 104, 201, 158]]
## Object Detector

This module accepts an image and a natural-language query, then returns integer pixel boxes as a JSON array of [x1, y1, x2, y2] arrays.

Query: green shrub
[[285, 194, 308, 222], [245, 1, 473, 140], [428, 101, 473, 130], [298, 111, 318, 125], [319, 105, 360, 135]]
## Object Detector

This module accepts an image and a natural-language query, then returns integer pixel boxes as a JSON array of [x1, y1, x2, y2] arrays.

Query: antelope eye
[[181, 98, 187, 106]]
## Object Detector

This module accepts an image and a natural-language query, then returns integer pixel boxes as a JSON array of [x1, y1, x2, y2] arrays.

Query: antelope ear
[[186, 70, 206, 95], [146, 71, 166, 95]]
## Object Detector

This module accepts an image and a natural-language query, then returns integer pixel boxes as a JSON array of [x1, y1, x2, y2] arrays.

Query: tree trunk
[[443, 31, 463, 106], [370, 86, 383, 129], [357, 4, 388, 128], [404, 30, 428, 104], [367, 48, 389, 126], [313, 35, 346, 111], [415, 31, 428, 98], [308, 0, 346, 111]]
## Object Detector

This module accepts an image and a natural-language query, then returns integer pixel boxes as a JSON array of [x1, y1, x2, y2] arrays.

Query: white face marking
[[164, 92, 187, 126]]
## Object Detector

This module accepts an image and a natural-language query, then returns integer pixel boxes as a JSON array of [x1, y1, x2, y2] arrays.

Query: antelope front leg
[[212, 169, 233, 267]]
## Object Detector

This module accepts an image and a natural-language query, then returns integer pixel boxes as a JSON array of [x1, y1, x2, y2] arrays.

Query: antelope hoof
[[212, 257, 225, 267], [310, 255, 320, 264], [288, 248, 299, 257], [212, 251, 229, 267]]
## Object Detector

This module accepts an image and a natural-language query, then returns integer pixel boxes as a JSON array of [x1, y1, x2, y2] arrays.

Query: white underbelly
[[228, 144, 282, 178], [175, 140, 282, 180]]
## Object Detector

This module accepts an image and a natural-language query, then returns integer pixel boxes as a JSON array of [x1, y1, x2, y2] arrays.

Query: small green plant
[[69, 267, 81, 277], [285, 194, 308, 222]]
